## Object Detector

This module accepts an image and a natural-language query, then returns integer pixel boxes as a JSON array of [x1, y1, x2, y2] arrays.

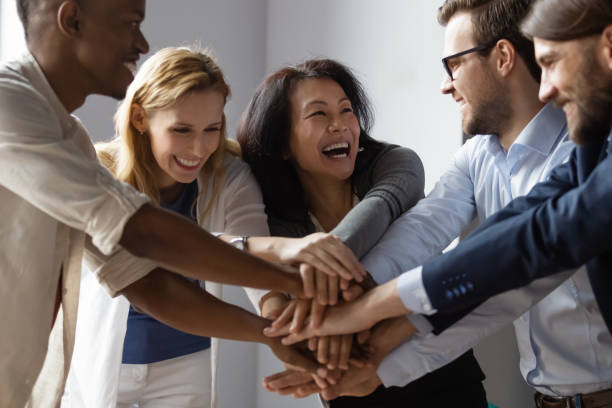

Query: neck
[[498, 74, 545, 151], [298, 173, 352, 232], [159, 182, 185, 204], [29, 43, 88, 113]]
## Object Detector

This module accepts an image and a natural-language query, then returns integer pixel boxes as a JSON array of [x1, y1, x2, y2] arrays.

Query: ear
[[56, 1, 81, 39], [601, 25, 612, 72], [130, 104, 148, 134], [494, 39, 516, 78]]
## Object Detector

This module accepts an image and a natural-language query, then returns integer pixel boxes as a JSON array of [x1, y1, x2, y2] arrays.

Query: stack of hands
[[258, 233, 418, 401]]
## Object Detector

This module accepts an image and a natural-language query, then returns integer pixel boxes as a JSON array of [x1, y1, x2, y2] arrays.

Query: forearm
[[217, 234, 288, 264], [120, 204, 301, 296], [122, 268, 272, 344]]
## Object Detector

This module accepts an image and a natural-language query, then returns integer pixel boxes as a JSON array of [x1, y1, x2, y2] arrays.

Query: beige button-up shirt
[[0, 52, 151, 407]]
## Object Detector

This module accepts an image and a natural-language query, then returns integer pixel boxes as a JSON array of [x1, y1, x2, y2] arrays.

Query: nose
[[328, 115, 348, 133], [538, 70, 555, 103], [136, 28, 150, 55], [440, 74, 453, 94]]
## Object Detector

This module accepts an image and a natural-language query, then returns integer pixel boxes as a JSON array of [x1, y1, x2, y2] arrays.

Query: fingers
[[271, 300, 296, 329], [338, 334, 353, 370], [356, 328, 371, 344], [299, 233, 366, 282], [315, 269, 328, 305], [340, 278, 350, 291], [328, 274, 339, 305], [299, 263, 315, 299], [326, 335, 341, 370], [342, 284, 364, 302], [310, 298, 326, 329], [271, 340, 327, 378], [290, 299, 310, 333], [317, 336, 329, 365], [263, 369, 311, 389], [308, 337, 317, 351], [293, 382, 323, 398]]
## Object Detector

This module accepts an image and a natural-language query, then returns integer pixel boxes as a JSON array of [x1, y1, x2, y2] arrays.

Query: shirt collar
[[513, 102, 567, 156], [482, 102, 567, 157], [19, 51, 77, 135]]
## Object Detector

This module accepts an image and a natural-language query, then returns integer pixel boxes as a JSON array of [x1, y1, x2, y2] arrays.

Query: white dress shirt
[[363, 103, 612, 396], [0, 52, 151, 407]]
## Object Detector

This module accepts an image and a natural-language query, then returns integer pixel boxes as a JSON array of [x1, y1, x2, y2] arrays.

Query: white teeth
[[124, 62, 137, 73], [328, 153, 348, 158], [175, 157, 199, 167], [323, 142, 349, 152]]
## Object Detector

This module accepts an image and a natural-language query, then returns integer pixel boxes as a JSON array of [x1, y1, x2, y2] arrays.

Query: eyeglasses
[[442, 40, 498, 81]]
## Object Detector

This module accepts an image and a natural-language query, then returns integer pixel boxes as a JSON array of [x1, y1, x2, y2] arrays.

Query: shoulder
[[221, 152, 256, 185], [356, 140, 424, 177], [0, 64, 56, 130]]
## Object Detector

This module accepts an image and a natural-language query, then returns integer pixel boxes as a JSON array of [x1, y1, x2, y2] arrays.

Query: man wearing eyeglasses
[[262, 0, 612, 403], [265, 0, 612, 405]]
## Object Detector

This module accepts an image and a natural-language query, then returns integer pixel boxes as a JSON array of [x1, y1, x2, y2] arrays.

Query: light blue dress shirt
[[363, 103, 612, 395]]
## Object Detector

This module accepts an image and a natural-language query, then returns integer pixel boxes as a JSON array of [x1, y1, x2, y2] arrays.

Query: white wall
[[0, 0, 26, 61], [266, 0, 461, 193]]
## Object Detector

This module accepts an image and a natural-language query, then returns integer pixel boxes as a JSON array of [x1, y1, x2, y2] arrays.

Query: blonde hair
[[98, 46, 241, 218]]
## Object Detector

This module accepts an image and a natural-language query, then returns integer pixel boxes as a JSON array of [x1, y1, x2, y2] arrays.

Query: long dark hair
[[237, 58, 381, 224]]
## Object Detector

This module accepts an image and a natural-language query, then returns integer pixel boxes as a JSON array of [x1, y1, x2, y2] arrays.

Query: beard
[[462, 74, 512, 137], [565, 52, 612, 145]]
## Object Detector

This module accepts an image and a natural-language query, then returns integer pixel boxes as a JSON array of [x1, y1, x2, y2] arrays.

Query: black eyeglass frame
[[442, 40, 499, 81]]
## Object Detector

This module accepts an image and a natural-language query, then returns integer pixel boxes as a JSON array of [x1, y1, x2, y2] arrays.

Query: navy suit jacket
[[424, 131, 612, 334]]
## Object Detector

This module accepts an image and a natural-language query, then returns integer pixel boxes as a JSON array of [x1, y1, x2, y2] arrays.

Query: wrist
[[260, 291, 290, 317], [362, 280, 409, 327]]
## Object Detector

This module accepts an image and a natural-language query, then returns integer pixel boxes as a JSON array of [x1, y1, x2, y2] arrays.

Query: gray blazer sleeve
[[332, 145, 425, 259]]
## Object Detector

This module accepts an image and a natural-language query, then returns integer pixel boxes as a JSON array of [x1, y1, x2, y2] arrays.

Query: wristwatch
[[229, 236, 249, 251]]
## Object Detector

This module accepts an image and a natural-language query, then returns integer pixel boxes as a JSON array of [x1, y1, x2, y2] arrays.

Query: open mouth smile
[[322, 142, 350, 158]]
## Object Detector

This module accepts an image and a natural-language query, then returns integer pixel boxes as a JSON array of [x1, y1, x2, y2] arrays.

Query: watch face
[[230, 237, 246, 251]]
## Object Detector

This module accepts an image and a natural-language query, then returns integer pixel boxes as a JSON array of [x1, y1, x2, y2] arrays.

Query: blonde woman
[[63, 47, 363, 408]]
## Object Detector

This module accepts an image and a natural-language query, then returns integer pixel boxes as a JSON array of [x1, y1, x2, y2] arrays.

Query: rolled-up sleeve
[[84, 237, 158, 297], [0, 80, 149, 256]]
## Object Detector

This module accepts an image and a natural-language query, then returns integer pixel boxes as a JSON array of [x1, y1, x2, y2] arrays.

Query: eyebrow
[[304, 97, 350, 109], [536, 50, 559, 64], [174, 121, 223, 127]]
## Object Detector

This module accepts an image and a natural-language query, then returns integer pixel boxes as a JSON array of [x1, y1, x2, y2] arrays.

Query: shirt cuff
[[88, 170, 150, 255], [376, 340, 431, 387], [407, 314, 433, 335], [91, 248, 158, 297], [397, 266, 436, 315]]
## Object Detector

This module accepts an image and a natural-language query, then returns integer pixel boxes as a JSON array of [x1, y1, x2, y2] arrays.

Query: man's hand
[[265, 336, 328, 379], [263, 315, 418, 399], [265, 279, 411, 343]]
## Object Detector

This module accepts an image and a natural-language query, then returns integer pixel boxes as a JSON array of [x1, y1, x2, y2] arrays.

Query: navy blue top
[[122, 181, 211, 364]]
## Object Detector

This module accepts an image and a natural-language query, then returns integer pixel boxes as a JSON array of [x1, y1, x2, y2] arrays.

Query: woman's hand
[[274, 233, 365, 282], [300, 264, 351, 304]]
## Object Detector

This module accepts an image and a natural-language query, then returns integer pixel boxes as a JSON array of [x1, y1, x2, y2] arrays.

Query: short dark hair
[[521, 0, 612, 41], [437, 0, 541, 82], [237, 58, 379, 223]]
